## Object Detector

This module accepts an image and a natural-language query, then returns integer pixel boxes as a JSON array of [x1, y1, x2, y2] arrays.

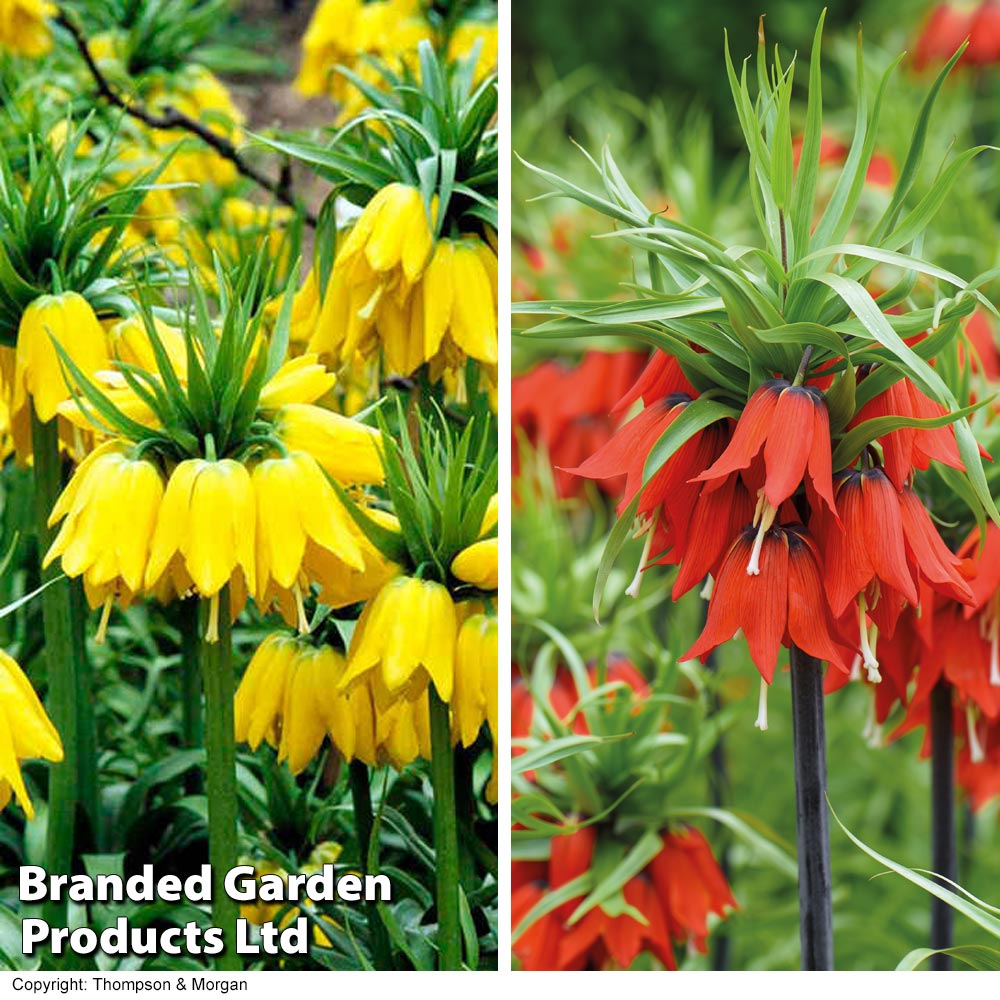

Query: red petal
[[822, 474, 876, 617], [786, 528, 853, 673], [899, 486, 974, 604], [861, 469, 918, 606], [805, 392, 838, 519], [693, 381, 784, 489], [739, 529, 790, 683], [762, 386, 815, 508], [683, 531, 756, 665]]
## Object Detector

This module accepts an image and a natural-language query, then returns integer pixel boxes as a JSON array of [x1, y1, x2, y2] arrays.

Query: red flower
[[685, 523, 853, 685], [815, 469, 973, 679], [611, 351, 696, 417], [648, 827, 738, 953], [519, 826, 735, 971], [569, 394, 730, 562], [963, 311, 1000, 380], [667, 472, 757, 599], [913, 4, 973, 71], [849, 373, 968, 490], [968, 0, 1000, 64], [511, 876, 563, 970], [559, 874, 677, 971], [908, 605, 1000, 720], [693, 380, 837, 545], [957, 718, 1000, 811], [513, 351, 646, 498]]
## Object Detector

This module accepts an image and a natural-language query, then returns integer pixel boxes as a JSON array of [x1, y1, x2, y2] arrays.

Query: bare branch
[[56, 9, 318, 228]]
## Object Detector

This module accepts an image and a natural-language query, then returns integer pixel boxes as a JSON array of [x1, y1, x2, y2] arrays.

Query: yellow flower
[[447, 20, 498, 84], [375, 689, 431, 769], [419, 236, 498, 365], [259, 503, 399, 629], [295, 0, 430, 117], [451, 613, 497, 748], [145, 459, 256, 637], [0, 0, 54, 57], [258, 355, 336, 411], [309, 184, 435, 368], [235, 634, 375, 770], [107, 314, 187, 376], [451, 538, 498, 591], [295, 0, 365, 98], [0, 650, 63, 820], [265, 268, 321, 349], [272, 403, 383, 485], [13, 292, 110, 423], [45, 440, 166, 639], [251, 451, 365, 623], [205, 198, 294, 271], [481, 493, 498, 534], [340, 576, 457, 708]]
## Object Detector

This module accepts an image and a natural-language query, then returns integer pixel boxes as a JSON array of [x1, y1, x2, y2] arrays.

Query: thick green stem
[[179, 598, 203, 793], [200, 588, 240, 972], [429, 686, 462, 970], [30, 414, 84, 928], [348, 760, 394, 969]]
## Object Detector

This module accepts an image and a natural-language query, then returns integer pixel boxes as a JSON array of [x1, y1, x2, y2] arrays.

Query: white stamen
[[858, 595, 881, 683], [984, 597, 1000, 687], [95, 595, 114, 646], [746, 498, 777, 576], [700, 573, 715, 601], [625, 509, 658, 599], [754, 677, 769, 731], [849, 653, 862, 682], [861, 698, 883, 747], [205, 593, 220, 644], [967, 704, 985, 764]]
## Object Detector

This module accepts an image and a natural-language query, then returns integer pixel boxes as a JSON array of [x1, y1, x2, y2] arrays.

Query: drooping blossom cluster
[[568, 347, 986, 729]]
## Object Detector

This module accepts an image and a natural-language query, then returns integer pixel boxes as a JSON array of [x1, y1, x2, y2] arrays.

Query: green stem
[[348, 761, 394, 969], [429, 686, 462, 970], [180, 598, 203, 794], [30, 413, 82, 930], [200, 588, 241, 972]]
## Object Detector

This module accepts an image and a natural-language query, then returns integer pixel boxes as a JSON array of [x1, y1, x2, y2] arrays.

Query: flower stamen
[[205, 593, 220, 644], [746, 497, 777, 576], [293, 582, 312, 634], [754, 677, 769, 732], [95, 595, 114, 646], [858, 595, 881, 683], [625, 508, 658, 599], [967, 704, 985, 764]]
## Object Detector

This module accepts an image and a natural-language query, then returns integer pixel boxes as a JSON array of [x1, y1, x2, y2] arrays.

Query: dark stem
[[929, 679, 955, 971], [789, 645, 834, 971], [429, 686, 462, 970], [55, 9, 317, 227], [793, 345, 814, 387], [348, 761, 394, 969]]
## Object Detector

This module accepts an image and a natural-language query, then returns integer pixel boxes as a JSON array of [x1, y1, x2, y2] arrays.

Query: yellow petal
[[449, 244, 498, 364], [451, 538, 498, 591]]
